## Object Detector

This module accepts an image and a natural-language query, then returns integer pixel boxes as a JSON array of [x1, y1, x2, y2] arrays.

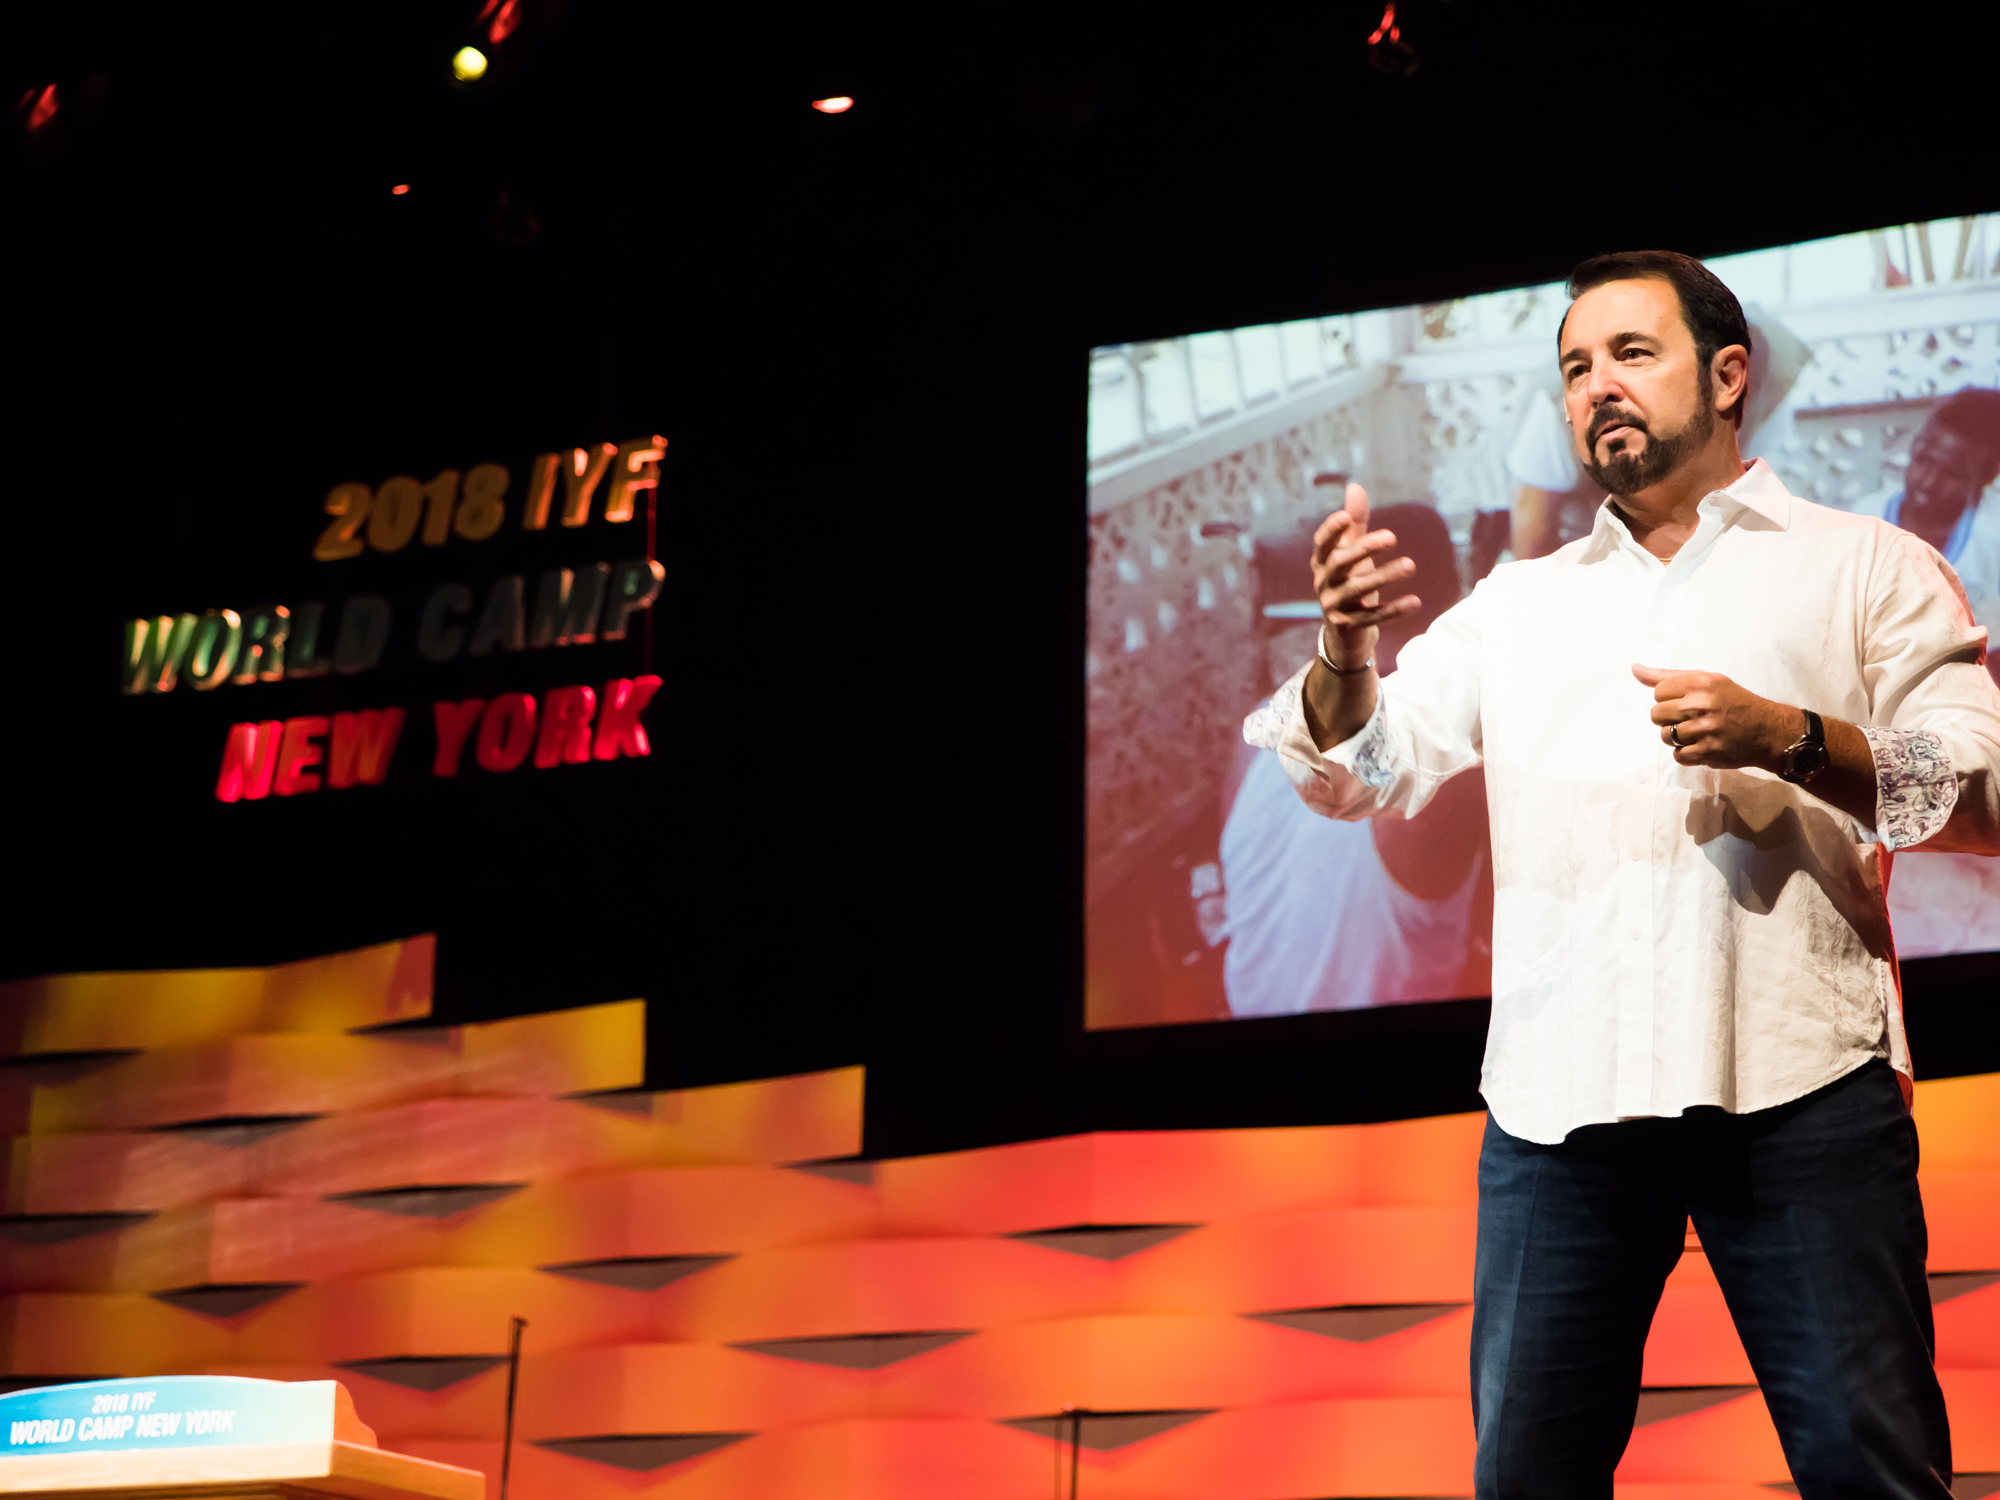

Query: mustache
[[1588, 408, 1649, 445]]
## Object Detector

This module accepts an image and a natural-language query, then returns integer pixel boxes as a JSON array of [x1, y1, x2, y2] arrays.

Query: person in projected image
[[1854, 388, 2000, 678], [1851, 388, 2000, 962], [1247, 251, 2000, 1497], [1219, 503, 1490, 1017]]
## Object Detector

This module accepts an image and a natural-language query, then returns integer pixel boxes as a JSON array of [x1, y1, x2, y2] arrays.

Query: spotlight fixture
[[811, 96, 854, 114], [16, 84, 58, 134], [480, 0, 521, 46], [1366, 2, 1419, 76], [452, 46, 489, 81]]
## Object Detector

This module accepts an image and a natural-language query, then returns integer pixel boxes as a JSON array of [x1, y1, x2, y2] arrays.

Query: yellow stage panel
[[443, 1166, 876, 1269], [0, 937, 434, 1059], [0, 1198, 439, 1296], [253, 1099, 656, 1198], [454, 1002, 644, 1098], [29, 1037, 463, 1134], [4, 1131, 253, 1215], [0, 1292, 236, 1377], [652, 1067, 865, 1166]]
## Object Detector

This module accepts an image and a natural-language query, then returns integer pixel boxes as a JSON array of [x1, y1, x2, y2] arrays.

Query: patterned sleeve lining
[[1242, 660, 1311, 751], [1859, 725, 1956, 850], [1335, 699, 1396, 789]]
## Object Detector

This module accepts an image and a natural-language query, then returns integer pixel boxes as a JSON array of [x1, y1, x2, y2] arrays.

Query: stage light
[[18, 84, 57, 134], [811, 96, 854, 114], [1367, 2, 1419, 75], [487, 0, 521, 45], [452, 46, 489, 82], [391, 183, 411, 196]]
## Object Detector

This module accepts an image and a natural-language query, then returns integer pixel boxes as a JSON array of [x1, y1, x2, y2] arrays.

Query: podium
[[0, 1378, 482, 1500]]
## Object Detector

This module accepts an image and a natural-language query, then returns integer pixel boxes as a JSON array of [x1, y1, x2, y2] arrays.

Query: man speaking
[[1245, 251, 2000, 1498]]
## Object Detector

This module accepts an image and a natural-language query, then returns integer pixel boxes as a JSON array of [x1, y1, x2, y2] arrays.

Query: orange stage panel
[[1114, 1204, 1477, 1313], [865, 1308, 1474, 1419], [1613, 1391, 1790, 1485], [1352, 1111, 1486, 1207], [1941, 1367, 2000, 1473], [1913, 1072, 2000, 1169], [233, 1266, 654, 1367], [1111, 1396, 1476, 1499], [1640, 1284, 1756, 1387], [5, 938, 2000, 1499], [876, 1130, 1367, 1240], [657, 1237, 1114, 1346], [1936, 1277, 2000, 1368], [516, 1342, 868, 1441], [1917, 1168, 2000, 1271], [1613, 1486, 1789, 1500]]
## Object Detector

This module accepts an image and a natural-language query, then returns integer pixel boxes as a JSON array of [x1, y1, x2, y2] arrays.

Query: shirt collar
[[1581, 458, 1794, 560], [1716, 458, 1794, 529]]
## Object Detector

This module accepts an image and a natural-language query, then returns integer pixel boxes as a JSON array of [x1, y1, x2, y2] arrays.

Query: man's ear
[[1713, 342, 1751, 422]]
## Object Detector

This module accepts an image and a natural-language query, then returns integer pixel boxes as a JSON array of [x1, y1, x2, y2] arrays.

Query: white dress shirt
[[1245, 460, 2000, 1144], [1851, 478, 2000, 647]]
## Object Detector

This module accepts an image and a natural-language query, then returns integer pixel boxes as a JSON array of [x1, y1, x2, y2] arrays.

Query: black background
[[3, 0, 1997, 1157]]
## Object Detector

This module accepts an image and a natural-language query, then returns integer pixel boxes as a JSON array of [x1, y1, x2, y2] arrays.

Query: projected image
[[1085, 217, 2000, 1030]]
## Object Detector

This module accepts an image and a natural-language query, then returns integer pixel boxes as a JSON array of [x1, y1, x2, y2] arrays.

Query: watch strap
[[1781, 708, 1826, 784]]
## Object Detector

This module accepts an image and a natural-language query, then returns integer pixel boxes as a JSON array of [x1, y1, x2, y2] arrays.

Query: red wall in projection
[[2, 937, 1996, 1497]]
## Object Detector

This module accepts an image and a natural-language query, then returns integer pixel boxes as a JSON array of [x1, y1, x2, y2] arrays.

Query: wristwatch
[[1778, 709, 1829, 785]]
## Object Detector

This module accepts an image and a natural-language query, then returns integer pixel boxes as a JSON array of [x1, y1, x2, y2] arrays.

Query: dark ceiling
[[3, 1, 1996, 1154]]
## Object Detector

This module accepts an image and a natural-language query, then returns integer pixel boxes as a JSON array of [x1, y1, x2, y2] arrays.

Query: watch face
[[1789, 743, 1830, 782]]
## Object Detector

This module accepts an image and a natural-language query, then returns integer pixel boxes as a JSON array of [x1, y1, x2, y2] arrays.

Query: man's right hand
[[1311, 482, 1421, 668], [1301, 482, 1420, 753]]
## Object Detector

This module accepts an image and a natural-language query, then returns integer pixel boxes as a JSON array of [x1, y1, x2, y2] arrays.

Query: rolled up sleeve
[[1242, 581, 1488, 823], [1863, 528, 2000, 853]]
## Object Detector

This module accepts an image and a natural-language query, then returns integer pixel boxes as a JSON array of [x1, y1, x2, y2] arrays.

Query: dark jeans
[[1471, 1059, 1952, 1499]]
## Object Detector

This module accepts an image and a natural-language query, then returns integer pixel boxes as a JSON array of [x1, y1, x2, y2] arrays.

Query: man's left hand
[[1633, 664, 1803, 771]]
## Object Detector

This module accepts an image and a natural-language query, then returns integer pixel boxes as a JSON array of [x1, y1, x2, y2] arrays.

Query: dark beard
[[1582, 367, 1717, 497]]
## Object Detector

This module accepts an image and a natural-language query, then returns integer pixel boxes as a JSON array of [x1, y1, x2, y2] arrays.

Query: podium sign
[[0, 1377, 482, 1500], [1, 1379, 341, 1457]]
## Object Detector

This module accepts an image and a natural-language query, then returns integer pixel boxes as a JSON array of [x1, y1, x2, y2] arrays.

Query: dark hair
[[1929, 387, 2000, 469], [1560, 250, 1753, 427]]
